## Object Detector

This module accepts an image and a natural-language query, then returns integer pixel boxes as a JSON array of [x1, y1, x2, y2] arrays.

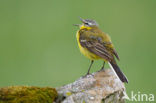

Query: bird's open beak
[[73, 17, 85, 27], [73, 24, 80, 26], [79, 17, 85, 23]]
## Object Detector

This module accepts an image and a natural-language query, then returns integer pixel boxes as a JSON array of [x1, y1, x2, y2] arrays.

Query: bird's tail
[[108, 61, 128, 83]]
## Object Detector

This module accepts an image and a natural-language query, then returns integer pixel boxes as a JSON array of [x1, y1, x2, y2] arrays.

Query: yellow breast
[[76, 31, 101, 60]]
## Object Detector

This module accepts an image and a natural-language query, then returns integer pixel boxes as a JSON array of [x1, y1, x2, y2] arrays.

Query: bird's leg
[[100, 61, 105, 71], [85, 60, 94, 76]]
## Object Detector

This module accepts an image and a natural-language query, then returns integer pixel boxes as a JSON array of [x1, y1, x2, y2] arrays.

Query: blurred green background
[[0, 0, 155, 102]]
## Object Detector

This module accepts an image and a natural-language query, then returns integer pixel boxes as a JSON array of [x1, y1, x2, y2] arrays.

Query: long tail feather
[[108, 62, 128, 83]]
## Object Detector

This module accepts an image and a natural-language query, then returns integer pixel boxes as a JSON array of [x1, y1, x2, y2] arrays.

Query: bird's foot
[[97, 67, 105, 72], [82, 73, 93, 78], [82, 73, 89, 78]]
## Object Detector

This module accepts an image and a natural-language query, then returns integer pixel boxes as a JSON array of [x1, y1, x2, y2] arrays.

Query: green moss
[[0, 86, 57, 103]]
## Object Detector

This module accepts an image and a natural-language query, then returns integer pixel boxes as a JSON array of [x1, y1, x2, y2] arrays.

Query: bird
[[74, 17, 128, 83]]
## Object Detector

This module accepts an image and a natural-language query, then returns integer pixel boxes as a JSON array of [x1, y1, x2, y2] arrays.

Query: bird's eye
[[84, 22, 89, 25]]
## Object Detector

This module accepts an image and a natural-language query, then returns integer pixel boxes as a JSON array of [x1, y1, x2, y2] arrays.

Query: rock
[[56, 69, 129, 103]]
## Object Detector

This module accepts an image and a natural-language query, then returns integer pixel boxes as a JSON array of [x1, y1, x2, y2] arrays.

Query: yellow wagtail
[[74, 18, 128, 83]]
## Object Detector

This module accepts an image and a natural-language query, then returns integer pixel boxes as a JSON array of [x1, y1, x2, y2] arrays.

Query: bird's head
[[74, 17, 99, 29]]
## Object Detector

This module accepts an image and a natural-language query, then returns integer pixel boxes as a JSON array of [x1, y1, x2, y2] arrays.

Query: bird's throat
[[80, 25, 92, 30]]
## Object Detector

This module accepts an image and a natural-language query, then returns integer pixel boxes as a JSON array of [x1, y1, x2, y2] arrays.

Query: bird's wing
[[112, 48, 120, 60], [102, 33, 120, 61], [79, 31, 114, 61]]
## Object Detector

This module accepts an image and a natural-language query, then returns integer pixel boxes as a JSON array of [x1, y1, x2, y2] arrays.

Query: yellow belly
[[76, 31, 101, 60], [78, 43, 101, 60]]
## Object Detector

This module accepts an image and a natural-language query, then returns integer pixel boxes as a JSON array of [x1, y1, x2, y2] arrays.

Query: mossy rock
[[0, 86, 57, 103]]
